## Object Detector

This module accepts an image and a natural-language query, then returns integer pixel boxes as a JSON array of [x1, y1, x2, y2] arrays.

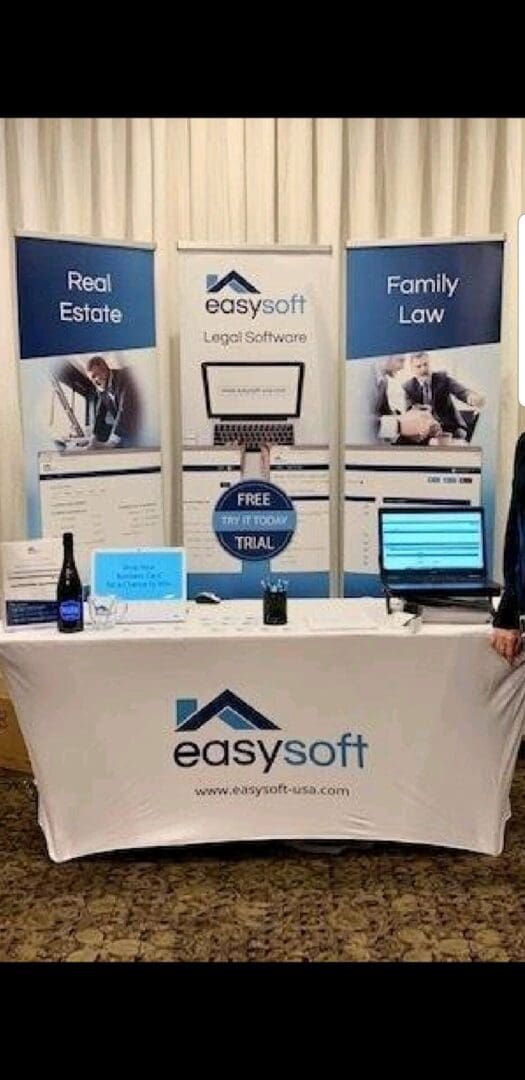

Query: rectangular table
[[0, 599, 523, 861]]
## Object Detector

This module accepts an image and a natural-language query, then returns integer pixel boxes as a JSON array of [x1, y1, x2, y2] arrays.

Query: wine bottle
[[57, 532, 84, 633]]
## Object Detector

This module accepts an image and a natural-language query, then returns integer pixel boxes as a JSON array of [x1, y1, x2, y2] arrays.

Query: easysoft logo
[[206, 271, 260, 295], [176, 689, 279, 731], [174, 689, 368, 774], [204, 270, 306, 319]]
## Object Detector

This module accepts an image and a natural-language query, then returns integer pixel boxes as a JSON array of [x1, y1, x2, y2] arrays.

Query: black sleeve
[[445, 376, 470, 403], [493, 434, 525, 629]]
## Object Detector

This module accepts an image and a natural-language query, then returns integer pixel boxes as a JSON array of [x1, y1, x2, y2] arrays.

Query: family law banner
[[178, 244, 337, 598], [14, 234, 163, 581], [344, 236, 504, 596]]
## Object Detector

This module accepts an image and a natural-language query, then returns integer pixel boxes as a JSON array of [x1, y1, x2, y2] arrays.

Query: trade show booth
[[0, 227, 523, 864]]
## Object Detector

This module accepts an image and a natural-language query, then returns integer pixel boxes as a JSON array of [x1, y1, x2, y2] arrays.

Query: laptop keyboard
[[214, 423, 295, 450]]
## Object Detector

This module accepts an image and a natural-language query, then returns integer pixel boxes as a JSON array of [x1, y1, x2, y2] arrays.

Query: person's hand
[[428, 417, 442, 438], [490, 628, 522, 665], [467, 392, 485, 408], [398, 409, 442, 443]]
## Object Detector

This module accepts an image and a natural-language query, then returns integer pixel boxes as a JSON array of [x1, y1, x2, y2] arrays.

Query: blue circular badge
[[213, 480, 297, 562]]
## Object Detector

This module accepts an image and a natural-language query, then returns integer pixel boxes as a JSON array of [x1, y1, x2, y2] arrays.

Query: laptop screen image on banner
[[201, 361, 305, 450], [378, 507, 501, 597]]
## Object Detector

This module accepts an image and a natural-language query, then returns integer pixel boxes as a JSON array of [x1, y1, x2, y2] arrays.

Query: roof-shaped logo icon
[[176, 689, 279, 731], [206, 270, 260, 295]]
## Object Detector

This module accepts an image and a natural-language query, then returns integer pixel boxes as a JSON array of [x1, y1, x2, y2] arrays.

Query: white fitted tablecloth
[[0, 599, 523, 861]]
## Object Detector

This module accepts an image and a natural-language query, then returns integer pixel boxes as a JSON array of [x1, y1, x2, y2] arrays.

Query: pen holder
[[263, 586, 287, 625]]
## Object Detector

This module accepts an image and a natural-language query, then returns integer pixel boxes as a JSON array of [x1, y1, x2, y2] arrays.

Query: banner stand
[[14, 231, 164, 581], [344, 235, 505, 597], [178, 243, 337, 598]]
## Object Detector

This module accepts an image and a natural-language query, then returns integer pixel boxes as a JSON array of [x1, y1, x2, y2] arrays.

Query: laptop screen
[[380, 509, 485, 572], [202, 362, 304, 419]]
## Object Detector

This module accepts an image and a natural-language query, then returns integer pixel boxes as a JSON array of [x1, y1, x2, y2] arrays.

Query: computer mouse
[[194, 591, 222, 604]]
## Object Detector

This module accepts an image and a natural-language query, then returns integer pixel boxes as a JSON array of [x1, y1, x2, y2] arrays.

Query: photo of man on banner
[[49, 355, 140, 451], [85, 356, 138, 448], [375, 351, 486, 445]]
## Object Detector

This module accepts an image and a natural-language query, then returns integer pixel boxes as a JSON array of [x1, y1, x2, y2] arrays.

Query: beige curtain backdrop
[[0, 117, 523, 572]]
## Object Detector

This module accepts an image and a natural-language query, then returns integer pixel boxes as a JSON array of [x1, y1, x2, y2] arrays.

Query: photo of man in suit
[[375, 355, 442, 444], [403, 352, 485, 441], [85, 356, 139, 448]]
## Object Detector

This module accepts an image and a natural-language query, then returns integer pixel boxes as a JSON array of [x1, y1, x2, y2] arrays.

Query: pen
[[261, 578, 288, 593]]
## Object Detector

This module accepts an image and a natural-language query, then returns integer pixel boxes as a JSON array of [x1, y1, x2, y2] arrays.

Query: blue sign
[[213, 481, 297, 561], [91, 548, 186, 602], [347, 241, 504, 359], [5, 599, 58, 627], [16, 237, 156, 358]]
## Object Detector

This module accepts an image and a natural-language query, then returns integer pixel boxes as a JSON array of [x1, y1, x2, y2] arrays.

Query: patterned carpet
[[0, 763, 523, 963]]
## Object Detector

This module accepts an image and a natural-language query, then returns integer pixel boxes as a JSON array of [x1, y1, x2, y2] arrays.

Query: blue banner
[[344, 237, 504, 596], [15, 234, 162, 551], [16, 237, 155, 358], [347, 241, 503, 360]]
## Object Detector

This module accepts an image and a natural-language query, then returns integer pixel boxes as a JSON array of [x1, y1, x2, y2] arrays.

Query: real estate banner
[[344, 237, 504, 595], [178, 245, 336, 598], [15, 234, 163, 581]]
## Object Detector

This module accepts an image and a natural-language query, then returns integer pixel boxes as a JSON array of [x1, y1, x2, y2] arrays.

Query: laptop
[[378, 507, 501, 598], [201, 361, 304, 450], [90, 547, 187, 623]]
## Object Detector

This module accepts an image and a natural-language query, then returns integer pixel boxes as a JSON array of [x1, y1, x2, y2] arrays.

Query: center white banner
[[178, 245, 337, 598]]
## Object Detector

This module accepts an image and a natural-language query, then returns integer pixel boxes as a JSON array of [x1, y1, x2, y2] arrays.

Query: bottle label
[[59, 600, 82, 622]]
